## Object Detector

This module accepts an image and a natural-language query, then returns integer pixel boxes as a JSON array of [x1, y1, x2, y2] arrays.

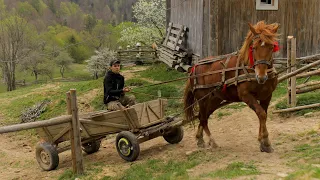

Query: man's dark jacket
[[103, 70, 124, 104]]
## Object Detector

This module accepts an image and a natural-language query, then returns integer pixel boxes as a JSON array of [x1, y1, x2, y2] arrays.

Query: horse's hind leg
[[196, 97, 222, 148], [196, 124, 205, 148]]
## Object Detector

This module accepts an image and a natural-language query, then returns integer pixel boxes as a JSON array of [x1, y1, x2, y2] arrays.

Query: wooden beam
[[69, 89, 84, 175], [287, 36, 293, 106], [290, 38, 297, 107], [80, 119, 129, 129], [278, 59, 320, 83], [52, 124, 71, 143], [296, 69, 320, 79], [0, 115, 71, 134], [296, 81, 320, 89], [296, 84, 320, 94], [273, 103, 320, 113]]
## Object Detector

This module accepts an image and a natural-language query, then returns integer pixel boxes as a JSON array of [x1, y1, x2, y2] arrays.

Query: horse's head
[[240, 21, 280, 84]]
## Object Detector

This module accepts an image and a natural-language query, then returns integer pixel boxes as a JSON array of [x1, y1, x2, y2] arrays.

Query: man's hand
[[123, 87, 131, 92]]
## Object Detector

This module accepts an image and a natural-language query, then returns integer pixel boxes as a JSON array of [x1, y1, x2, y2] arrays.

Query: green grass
[[139, 63, 187, 86], [58, 162, 104, 180], [0, 63, 92, 93], [203, 161, 260, 179], [116, 151, 225, 180], [285, 166, 320, 180], [57, 150, 225, 180], [0, 79, 102, 124], [275, 90, 320, 115], [282, 130, 320, 179], [216, 111, 231, 120], [221, 102, 247, 110], [126, 78, 183, 114]]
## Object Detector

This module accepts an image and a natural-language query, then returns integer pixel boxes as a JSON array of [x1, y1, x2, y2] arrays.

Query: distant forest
[[3, 0, 137, 32]]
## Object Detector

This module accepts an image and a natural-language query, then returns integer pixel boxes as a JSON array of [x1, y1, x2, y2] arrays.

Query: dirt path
[[0, 66, 319, 179], [0, 106, 318, 180]]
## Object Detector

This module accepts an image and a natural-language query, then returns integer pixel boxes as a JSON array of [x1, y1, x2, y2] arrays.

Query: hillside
[[0, 64, 319, 179], [2, 0, 137, 31]]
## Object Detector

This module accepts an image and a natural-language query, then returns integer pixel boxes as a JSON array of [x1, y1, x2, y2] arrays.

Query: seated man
[[103, 60, 135, 111]]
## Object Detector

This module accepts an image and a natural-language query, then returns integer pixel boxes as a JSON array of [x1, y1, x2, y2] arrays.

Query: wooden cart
[[35, 99, 183, 171]]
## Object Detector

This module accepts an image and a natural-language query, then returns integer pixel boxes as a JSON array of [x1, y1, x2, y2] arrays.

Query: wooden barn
[[165, 0, 320, 60]]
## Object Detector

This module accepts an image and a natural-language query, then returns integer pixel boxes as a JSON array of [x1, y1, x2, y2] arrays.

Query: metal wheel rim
[[118, 138, 131, 156], [40, 150, 50, 165]]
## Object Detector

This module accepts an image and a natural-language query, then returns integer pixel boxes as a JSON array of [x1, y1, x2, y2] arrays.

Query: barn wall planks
[[170, 0, 203, 56], [168, 0, 320, 58], [212, 0, 320, 57]]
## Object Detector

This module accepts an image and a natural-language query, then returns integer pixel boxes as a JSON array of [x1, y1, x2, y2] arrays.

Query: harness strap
[[235, 55, 240, 86]]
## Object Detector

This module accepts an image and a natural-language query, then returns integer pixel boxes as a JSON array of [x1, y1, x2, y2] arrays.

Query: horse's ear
[[248, 22, 258, 35], [272, 23, 279, 33]]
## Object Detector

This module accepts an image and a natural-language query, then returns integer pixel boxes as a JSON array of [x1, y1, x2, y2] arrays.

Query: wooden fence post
[[67, 89, 84, 175], [287, 36, 293, 106], [290, 37, 297, 107]]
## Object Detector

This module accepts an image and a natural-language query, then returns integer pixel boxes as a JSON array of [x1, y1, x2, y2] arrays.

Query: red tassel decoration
[[273, 41, 280, 52], [249, 46, 254, 68], [222, 84, 227, 93]]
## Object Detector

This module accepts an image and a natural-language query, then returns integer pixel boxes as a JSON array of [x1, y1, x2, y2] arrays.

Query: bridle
[[249, 34, 279, 69]]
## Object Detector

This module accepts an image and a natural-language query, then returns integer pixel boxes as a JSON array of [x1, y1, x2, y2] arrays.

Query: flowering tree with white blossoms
[[119, 0, 166, 46], [86, 48, 116, 79]]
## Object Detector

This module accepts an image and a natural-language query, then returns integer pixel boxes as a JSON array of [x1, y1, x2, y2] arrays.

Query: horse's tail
[[184, 79, 196, 123]]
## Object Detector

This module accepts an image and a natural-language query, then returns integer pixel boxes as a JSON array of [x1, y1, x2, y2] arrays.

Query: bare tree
[[0, 15, 34, 91], [55, 51, 73, 78]]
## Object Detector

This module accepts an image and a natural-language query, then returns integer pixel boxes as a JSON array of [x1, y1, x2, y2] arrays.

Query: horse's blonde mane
[[239, 21, 280, 65]]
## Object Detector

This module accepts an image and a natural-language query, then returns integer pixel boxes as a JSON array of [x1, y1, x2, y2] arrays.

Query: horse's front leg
[[240, 92, 273, 153], [259, 95, 273, 153]]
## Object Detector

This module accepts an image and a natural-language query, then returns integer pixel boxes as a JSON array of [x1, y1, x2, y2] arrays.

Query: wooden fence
[[274, 36, 320, 113], [117, 46, 157, 65], [0, 89, 84, 175]]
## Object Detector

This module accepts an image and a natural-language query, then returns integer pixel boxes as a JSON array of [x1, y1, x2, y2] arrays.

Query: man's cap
[[110, 60, 121, 66]]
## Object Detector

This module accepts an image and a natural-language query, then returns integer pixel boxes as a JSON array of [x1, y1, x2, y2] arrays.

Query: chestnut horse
[[184, 21, 280, 153]]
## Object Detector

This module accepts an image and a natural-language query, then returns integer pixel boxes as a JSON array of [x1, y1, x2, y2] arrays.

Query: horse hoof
[[197, 139, 205, 148], [260, 144, 274, 153], [209, 139, 218, 148]]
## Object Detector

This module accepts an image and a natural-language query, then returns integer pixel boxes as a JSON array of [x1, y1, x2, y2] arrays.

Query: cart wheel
[[115, 131, 140, 162], [82, 140, 101, 154], [35, 142, 59, 171], [163, 126, 184, 144]]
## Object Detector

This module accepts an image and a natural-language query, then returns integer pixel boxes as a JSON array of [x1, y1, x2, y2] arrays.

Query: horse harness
[[190, 52, 277, 91]]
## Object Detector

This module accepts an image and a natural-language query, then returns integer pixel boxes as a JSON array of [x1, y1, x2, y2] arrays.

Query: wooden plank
[[166, 42, 176, 50], [0, 116, 71, 134], [291, 38, 297, 107], [69, 89, 84, 175], [172, 23, 183, 29], [273, 103, 320, 113], [278, 59, 320, 83], [163, 22, 173, 45], [296, 81, 320, 89], [158, 48, 178, 59], [168, 36, 179, 43], [82, 124, 123, 135], [297, 69, 320, 78], [287, 36, 293, 106], [80, 119, 129, 129], [297, 84, 320, 94], [79, 123, 90, 138], [52, 124, 71, 143], [43, 127, 54, 142], [173, 25, 184, 48], [147, 104, 160, 119]]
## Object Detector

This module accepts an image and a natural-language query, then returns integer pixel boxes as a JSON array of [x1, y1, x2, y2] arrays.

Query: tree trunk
[[34, 71, 38, 82], [94, 72, 98, 80], [60, 66, 65, 78]]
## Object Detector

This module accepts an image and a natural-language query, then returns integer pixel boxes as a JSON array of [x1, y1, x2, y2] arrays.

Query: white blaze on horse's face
[[253, 41, 274, 84]]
